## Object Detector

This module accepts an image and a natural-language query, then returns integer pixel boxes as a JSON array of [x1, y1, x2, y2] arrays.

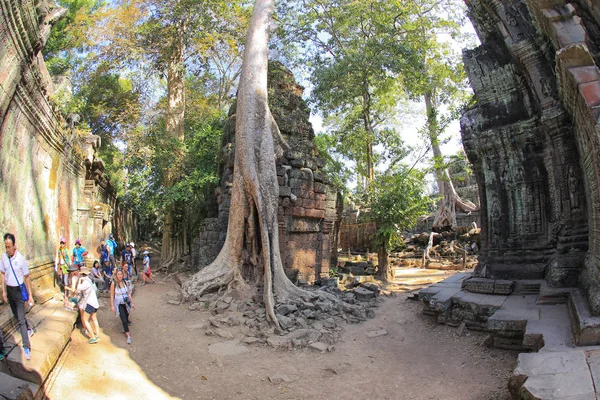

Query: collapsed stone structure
[[0, 1, 136, 393], [191, 62, 340, 283]]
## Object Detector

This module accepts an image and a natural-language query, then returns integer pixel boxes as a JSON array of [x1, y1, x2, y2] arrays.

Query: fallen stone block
[[354, 287, 376, 301], [308, 342, 329, 352], [366, 329, 388, 338]]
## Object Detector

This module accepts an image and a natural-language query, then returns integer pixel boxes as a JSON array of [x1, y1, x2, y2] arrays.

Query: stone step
[[509, 350, 596, 399], [0, 371, 38, 400], [568, 290, 600, 346], [513, 280, 543, 295], [3, 300, 76, 386], [537, 282, 575, 305]]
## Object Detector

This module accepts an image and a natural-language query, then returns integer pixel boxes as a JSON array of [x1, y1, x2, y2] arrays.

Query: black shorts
[[85, 304, 98, 314]]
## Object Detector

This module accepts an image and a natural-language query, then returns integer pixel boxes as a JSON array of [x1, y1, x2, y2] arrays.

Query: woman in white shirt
[[110, 269, 135, 344], [77, 267, 101, 344]]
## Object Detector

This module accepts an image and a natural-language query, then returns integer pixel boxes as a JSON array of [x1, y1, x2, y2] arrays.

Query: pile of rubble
[[167, 281, 381, 351]]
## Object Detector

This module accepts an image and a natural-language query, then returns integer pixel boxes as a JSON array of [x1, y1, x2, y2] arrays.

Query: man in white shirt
[[1, 233, 34, 360]]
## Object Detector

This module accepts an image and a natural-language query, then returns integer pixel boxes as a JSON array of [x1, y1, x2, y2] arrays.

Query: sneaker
[[28, 328, 34, 339], [126, 336, 132, 345], [23, 348, 31, 360], [0, 347, 8, 356], [140, 282, 145, 286], [127, 321, 132, 326], [88, 337, 98, 344], [96, 335, 100, 341]]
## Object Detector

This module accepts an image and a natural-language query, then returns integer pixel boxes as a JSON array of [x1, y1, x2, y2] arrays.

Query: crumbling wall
[[0, 0, 136, 303], [462, 0, 599, 302], [191, 62, 340, 283]]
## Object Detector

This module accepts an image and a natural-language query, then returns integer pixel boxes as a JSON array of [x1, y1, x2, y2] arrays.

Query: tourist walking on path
[[1, 233, 34, 360], [110, 269, 135, 344], [90, 260, 104, 290], [141, 251, 154, 285], [72, 239, 88, 269], [106, 234, 117, 269], [130, 242, 138, 278], [77, 267, 101, 344], [54, 236, 70, 288]]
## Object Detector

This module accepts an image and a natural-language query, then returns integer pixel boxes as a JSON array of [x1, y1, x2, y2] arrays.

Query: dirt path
[[46, 277, 516, 399]]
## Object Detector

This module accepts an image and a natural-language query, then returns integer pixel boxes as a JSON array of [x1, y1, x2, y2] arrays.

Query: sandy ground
[[45, 272, 517, 400]]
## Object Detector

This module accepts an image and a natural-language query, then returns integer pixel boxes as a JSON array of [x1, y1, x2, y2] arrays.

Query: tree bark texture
[[161, 28, 186, 266], [424, 92, 477, 230], [182, 0, 307, 326], [182, 0, 365, 326]]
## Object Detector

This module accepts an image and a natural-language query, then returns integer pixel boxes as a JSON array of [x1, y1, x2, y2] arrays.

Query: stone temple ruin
[[191, 62, 341, 284], [0, 0, 135, 394], [417, 1, 600, 397], [460, 0, 599, 306]]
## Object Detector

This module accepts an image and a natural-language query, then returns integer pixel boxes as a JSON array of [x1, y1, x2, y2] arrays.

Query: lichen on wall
[[0, 0, 136, 303], [462, 0, 600, 310]]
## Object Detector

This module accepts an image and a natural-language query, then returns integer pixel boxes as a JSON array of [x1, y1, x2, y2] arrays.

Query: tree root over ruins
[[182, 0, 371, 330]]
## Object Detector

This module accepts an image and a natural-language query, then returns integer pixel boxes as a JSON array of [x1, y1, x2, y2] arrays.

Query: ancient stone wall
[[0, 0, 136, 303], [461, 0, 599, 302], [191, 62, 340, 283]]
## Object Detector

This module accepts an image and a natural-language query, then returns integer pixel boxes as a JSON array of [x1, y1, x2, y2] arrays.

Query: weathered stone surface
[[462, 0, 591, 292], [308, 342, 329, 352], [0, 372, 36, 400], [0, 0, 136, 357], [353, 287, 376, 301]]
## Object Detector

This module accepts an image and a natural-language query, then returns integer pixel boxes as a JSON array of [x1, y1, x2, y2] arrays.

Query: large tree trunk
[[424, 92, 477, 230], [161, 27, 186, 267], [182, 0, 305, 326], [182, 0, 364, 327], [377, 243, 390, 281]]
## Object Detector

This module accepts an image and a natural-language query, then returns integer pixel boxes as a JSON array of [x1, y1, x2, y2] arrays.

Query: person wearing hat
[[64, 264, 81, 311], [76, 267, 101, 344], [72, 239, 88, 269], [141, 251, 155, 285], [54, 236, 70, 288]]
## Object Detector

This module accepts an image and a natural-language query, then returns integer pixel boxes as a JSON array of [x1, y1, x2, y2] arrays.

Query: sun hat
[[68, 264, 79, 272], [79, 267, 91, 275], [75, 239, 81, 245], [60, 236, 66, 243], [109, 233, 114, 239], [143, 251, 149, 255], [126, 242, 131, 247], [130, 242, 135, 247]]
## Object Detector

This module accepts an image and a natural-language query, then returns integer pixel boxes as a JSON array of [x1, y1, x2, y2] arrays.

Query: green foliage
[[44, 0, 104, 75], [314, 133, 352, 195], [76, 66, 143, 140], [367, 167, 432, 251]]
